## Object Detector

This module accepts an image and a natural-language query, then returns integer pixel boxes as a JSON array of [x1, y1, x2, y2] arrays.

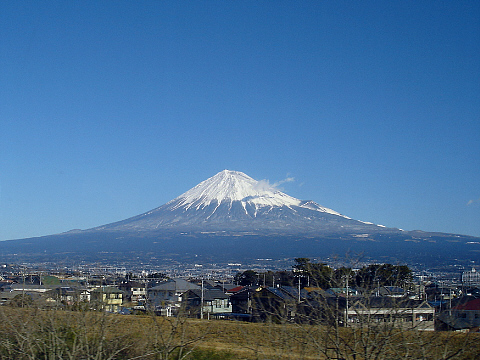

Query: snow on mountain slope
[[96, 170, 389, 233], [168, 170, 343, 216], [3, 171, 479, 266]]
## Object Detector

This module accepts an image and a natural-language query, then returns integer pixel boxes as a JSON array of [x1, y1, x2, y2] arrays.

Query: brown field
[[1, 307, 479, 359]]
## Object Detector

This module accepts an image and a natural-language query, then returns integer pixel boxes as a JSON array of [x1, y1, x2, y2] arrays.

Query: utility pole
[[449, 287, 452, 316], [345, 275, 349, 326], [200, 279, 204, 319], [22, 266, 26, 308], [298, 277, 301, 303]]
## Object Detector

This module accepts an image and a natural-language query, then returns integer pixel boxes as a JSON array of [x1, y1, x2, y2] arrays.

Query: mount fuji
[[96, 169, 387, 234], [1, 170, 479, 265]]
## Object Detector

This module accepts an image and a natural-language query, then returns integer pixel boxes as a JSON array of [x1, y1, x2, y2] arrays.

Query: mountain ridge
[[94, 170, 389, 233], [1, 169, 479, 265]]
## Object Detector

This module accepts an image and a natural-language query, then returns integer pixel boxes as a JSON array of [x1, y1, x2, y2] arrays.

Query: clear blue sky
[[1, 1, 479, 241]]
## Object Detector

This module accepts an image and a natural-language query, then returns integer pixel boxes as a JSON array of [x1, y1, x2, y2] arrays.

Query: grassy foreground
[[1, 307, 479, 359]]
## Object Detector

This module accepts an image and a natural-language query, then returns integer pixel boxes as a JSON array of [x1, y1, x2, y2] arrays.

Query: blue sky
[[1, 1, 479, 241]]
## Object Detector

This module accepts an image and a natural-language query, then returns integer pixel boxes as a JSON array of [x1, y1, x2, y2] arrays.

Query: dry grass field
[[1, 307, 479, 359]]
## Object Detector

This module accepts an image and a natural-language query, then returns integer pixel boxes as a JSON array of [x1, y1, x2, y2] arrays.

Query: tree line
[[234, 258, 413, 290]]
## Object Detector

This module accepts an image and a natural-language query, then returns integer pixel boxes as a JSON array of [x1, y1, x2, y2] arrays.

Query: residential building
[[346, 297, 435, 331], [462, 268, 480, 286], [118, 281, 146, 304], [436, 296, 480, 331], [147, 279, 200, 316], [90, 287, 123, 312], [251, 286, 310, 322], [183, 288, 231, 318], [48, 286, 90, 306]]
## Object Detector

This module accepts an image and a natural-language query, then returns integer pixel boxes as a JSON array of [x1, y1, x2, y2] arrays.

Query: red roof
[[227, 286, 244, 293], [453, 298, 480, 311]]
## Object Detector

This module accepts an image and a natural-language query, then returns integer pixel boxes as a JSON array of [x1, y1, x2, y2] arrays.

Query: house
[[215, 283, 239, 294], [1, 284, 53, 307], [345, 297, 435, 331], [147, 279, 200, 316], [226, 286, 254, 321], [325, 287, 359, 297], [462, 268, 480, 286], [248, 285, 340, 323], [425, 283, 458, 302], [183, 288, 231, 318], [118, 281, 146, 304], [436, 296, 480, 331], [378, 286, 406, 298], [47, 286, 90, 306], [296, 288, 340, 324], [230, 286, 253, 314], [224, 285, 244, 295], [90, 287, 124, 312], [252, 287, 295, 322], [9, 283, 52, 294], [251, 286, 310, 322]]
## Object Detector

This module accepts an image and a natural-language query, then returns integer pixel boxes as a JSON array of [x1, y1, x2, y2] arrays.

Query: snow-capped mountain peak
[[4, 170, 476, 266], [98, 170, 373, 232], [167, 170, 341, 216], [170, 170, 296, 208]]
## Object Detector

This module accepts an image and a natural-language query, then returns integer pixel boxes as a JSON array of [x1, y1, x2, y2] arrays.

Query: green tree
[[332, 266, 355, 288], [274, 270, 295, 286], [293, 258, 334, 289], [355, 264, 413, 289], [234, 270, 258, 286]]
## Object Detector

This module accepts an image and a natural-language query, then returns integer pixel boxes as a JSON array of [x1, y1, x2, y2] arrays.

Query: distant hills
[[1, 170, 479, 265]]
